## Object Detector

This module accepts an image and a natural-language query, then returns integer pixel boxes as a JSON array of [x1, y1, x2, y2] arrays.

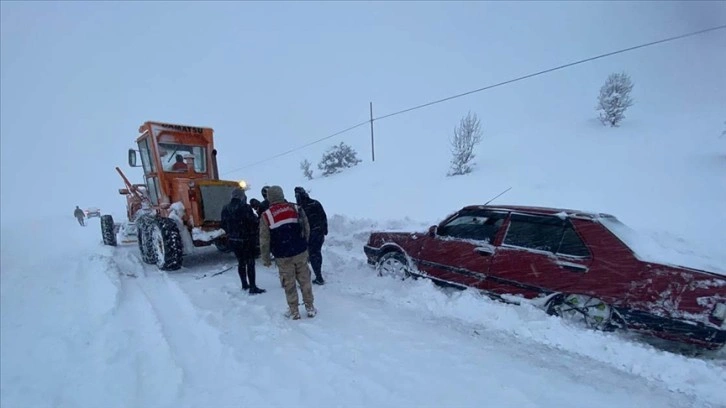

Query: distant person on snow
[[221, 188, 266, 295], [74, 206, 85, 226], [259, 185, 316, 320], [294, 186, 328, 285], [171, 154, 188, 172]]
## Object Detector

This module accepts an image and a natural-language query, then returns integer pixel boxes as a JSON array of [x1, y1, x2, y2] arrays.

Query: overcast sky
[[1, 1, 724, 223]]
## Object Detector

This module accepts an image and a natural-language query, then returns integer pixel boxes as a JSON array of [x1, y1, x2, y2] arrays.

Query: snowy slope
[[2, 217, 725, 408]]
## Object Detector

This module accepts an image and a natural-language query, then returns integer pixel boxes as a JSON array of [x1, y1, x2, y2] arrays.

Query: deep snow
[[1, 216, 725, 408]]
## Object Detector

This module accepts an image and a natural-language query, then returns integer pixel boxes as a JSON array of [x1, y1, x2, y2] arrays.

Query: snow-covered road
[[2, 216, 725, 408]]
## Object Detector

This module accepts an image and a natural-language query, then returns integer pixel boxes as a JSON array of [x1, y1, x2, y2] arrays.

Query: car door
[[487, 213, 592, 298], [415, 209, 508, 289]]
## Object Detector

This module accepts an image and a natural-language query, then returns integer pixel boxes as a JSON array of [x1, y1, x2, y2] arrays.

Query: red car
[[364, 205, 726, 349]]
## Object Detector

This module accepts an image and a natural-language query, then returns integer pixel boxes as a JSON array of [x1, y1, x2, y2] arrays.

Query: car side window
[[557, 225, 590, 257], [503, 214, 563, 253], [437, 211, 506, 242]]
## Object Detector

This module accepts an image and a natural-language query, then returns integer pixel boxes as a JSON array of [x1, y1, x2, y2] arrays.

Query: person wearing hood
[[259, 185, 316, 320], [294, 187, 328, 285], [74, 206, 85, 226], [221, 188, 266, 294]]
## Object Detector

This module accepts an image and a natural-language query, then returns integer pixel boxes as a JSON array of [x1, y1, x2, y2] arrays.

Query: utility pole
[[369, 102, 375, 162]]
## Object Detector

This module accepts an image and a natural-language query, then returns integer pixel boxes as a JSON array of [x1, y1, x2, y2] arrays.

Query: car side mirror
[[128, 149, 140, 167], [428, 225, 437, 237]]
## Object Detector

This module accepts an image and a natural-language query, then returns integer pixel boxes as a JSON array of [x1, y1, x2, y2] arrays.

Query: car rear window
[[503, 213, 590, 257], [504, 214, 562, 252], [558, 225, 590, 257]]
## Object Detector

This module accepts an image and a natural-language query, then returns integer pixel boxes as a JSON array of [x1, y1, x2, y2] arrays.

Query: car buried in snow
[[363, 205, 726, 350]]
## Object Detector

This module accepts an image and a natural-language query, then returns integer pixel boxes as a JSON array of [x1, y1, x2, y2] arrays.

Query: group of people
[[220, 184, 328, 320]]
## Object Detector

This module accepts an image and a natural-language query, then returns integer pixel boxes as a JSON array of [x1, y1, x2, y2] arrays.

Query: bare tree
[[448, 111, 483, 176], [317, 142, 362, 177], [300, 159, 313, 180], [596, 72, 634, 127]]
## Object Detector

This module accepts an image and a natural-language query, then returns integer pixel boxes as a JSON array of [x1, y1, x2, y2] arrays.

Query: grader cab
[[100, 121, 248, 270]]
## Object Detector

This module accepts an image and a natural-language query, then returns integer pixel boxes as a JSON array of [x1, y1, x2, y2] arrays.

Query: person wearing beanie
[[258, 186, 271, 214], [221, 187, 266, 294], [248, 198, 262, 258], [259, 185, 316, 320], [294, 186, 328, 285]]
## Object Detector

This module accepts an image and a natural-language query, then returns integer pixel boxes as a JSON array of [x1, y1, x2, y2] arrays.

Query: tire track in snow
[[93, 250, 184, 408], [114, 250, 264, 407]]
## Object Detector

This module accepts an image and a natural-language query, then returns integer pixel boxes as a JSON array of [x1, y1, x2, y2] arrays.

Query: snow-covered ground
[[3, 4, 726, 407], [2, 215, 725, 408]]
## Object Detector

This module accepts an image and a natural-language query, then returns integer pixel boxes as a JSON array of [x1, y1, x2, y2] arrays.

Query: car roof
[[461, 204, 604, 219]]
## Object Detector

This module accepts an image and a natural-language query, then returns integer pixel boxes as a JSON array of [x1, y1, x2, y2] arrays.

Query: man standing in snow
[[258, 186, 271, 214], [74, 206, 85, 226], [249, 198, 262, 217], [294, 187, 328, 285], [221, 188, 266, 295], [248, 198, 262, 258], [259, 185, 316, 320]]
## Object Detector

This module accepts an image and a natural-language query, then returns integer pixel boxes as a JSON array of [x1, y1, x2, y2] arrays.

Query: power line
[[375, 24, 726, 122], [223, 120, 369, 175], [223, 24, 726, 175]]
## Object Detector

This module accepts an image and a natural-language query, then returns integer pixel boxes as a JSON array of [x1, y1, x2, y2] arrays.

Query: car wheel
[[546, 294, 617, 331], [376, 251, 411, 280]]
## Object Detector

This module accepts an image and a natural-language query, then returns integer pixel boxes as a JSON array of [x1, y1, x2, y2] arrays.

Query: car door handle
[[474, 246, 494, 256], [555, 260, 588, 273]]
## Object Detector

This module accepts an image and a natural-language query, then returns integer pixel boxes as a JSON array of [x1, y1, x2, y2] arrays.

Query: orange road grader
[[100, 121, 248, 270]]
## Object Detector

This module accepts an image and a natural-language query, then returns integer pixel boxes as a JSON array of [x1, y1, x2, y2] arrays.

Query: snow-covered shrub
[[300, 159, 313, 180], [596, 72, 634, 127], [317, 142, 362, 177], [448, 111, 483, 176]]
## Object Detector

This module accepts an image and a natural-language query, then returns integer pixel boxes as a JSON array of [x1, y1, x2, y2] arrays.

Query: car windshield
[[157, 143, 207, 173], [598, 215, 725, 275]]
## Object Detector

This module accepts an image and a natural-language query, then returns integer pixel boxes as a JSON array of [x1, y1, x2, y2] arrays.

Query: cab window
[[137, 138, 155, 174], [158, 143, 207, 173]]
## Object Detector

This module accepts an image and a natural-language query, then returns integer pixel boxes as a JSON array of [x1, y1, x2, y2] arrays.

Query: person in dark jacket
[[221, 188, 266, 294], [258, 186, 271, 214], [74, 206, 85, 226], [249, 198, 262, 258], [294, 187, 328, 285], [250, 198, 261, 217]]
